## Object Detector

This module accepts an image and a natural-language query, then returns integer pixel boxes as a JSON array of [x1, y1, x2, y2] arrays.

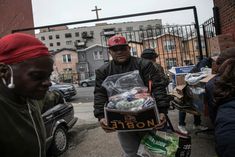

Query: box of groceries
[[103, 70, 160, 131]]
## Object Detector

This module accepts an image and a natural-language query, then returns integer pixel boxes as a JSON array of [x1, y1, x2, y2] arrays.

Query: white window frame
[[62, 54, 72, 63], [66, 40, 72, 45], [166, 58, 177, 68], [93, 51, 103, 60], [163, 40, 176, 52]]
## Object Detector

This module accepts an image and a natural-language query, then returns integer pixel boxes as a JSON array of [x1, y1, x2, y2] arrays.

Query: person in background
[[214, 58, 235, 157], [93, 35, 169, 157], [206, 47, 235, 124], [141, 48, 169, 87], [0, 33, 63, 157], [178, 57, 213, 134]]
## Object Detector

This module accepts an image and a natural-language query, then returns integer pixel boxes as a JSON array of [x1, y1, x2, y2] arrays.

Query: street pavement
[[60, 101, 217, 157]]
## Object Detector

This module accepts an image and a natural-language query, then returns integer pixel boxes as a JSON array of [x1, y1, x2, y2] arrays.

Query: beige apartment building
[[35, 19, 162, 52]]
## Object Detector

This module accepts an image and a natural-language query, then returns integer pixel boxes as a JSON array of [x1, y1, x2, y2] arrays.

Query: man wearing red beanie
[[0, 33, 63, 157]]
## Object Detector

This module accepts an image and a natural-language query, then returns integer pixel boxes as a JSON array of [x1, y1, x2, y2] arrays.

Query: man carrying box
[[93, 35, 169, 157]]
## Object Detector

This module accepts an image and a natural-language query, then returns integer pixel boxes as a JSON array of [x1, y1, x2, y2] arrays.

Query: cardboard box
[[210, 34, 233, 44], [209, 34, 235, 54], [104, 106, 160, 131], [199, 74, 216, 83], [175, 84, 187, 95], [176, 75, 186, 86], [170, 84, 186, 99], [210, 41, 235, 53], [169, 65, 194, 86]]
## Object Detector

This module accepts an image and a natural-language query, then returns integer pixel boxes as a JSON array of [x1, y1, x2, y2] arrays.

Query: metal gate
[[12, 6, 216, 72], [101, 24, 208, 71]]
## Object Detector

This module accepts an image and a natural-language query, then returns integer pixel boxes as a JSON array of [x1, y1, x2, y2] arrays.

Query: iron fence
[[101, 24, 207, 71]]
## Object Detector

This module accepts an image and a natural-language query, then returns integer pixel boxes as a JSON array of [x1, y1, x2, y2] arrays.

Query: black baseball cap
[[141, 48, 158, 59]]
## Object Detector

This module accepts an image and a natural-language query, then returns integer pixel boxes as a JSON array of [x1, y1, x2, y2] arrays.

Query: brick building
[[213, 0, 235, 41], [0, 0, 34, 38]]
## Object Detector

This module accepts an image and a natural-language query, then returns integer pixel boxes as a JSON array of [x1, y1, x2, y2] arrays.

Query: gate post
[[193, 7, 203, 60], [202, 25, 209, 57]]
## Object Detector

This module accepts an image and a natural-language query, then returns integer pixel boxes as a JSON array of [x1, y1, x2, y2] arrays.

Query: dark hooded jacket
[[94, 56, 169, 120], [0, 90, 62, 157]]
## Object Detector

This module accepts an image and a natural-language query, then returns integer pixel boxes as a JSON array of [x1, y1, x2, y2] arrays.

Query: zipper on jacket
[[27, 102, 42, 157]]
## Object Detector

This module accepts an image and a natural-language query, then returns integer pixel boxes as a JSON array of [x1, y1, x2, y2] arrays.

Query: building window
[[166, 58, 177, 69], [65, 33, 72, 38], [41, 36, 45, 40], [126, 32, 134, 41], [93, 51, 103, 60], [147, 30, 153, 37], [147, 25, 152, 30], [117, 28, 122, 32], [49, 35, 53, 40], [139, 25, 144, 30], [62, 54, 71, 63], [66, 40, 72, 45], [56, 35, 60, 39], [126, 26, 133, 31], [49, 43, 53, 47], [75, 32, 79, 37], [56, 42, 60, 46], [163, 40, 176, 52], [130, 47, 137, 57], [150, 41, 157, 49], [81, 53, 85, 59], [82, 31, 88, 38]]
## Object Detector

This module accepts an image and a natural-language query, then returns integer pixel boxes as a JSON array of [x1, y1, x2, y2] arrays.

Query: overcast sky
[[31, 0, 214, 28]]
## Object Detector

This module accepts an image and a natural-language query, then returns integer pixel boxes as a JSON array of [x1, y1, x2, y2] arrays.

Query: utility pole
[[91, 6, 101, 19]]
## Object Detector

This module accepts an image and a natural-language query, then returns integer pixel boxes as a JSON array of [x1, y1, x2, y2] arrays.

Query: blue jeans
[[179, 111, 201, 126]]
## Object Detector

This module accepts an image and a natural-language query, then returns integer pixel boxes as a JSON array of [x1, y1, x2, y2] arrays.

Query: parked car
[[42, 100, 78, 156], [80, 75, 96, 87], [50, 81, 77, 100]]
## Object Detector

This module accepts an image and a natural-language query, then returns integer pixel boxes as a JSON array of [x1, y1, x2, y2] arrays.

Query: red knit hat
[[0, 33, 50, 64], [107, 35, 128, 48]]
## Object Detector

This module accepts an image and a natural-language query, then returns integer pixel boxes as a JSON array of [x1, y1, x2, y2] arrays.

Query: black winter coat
[[215, 97, 235, 157], [93, 56, 169, 120]]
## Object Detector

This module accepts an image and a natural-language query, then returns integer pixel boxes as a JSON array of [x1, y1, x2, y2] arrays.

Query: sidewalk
[[62, 102, 217, 157], [72, 102, 97, 124]]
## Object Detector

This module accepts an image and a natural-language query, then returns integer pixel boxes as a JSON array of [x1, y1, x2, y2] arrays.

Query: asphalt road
[[71, 86, 94, 103]]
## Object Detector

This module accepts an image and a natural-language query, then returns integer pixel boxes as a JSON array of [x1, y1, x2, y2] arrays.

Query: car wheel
[[50, 126, 68, 156], [81, 82, 88, 87]]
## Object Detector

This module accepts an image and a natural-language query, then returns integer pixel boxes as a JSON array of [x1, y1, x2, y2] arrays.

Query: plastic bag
[[137, 131, 179, 157], [103, 70, 156, 111], [185, 67, 211, 85], [137, 131, 191, 157], [102, 70, 145, 97], [184, 72, 207, 85]]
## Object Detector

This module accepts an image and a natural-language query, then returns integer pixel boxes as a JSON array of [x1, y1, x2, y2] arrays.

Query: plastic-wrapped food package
[[102, 70, 156, 111], [137, 131, 179, 157], [102, 70, 146, 97]]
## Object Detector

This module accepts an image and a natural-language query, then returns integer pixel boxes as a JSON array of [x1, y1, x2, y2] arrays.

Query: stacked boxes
[[168, 65, 194, 86]]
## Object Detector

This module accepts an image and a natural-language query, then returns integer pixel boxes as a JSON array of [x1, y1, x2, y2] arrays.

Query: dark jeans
[[179, 111, 201, 126]]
